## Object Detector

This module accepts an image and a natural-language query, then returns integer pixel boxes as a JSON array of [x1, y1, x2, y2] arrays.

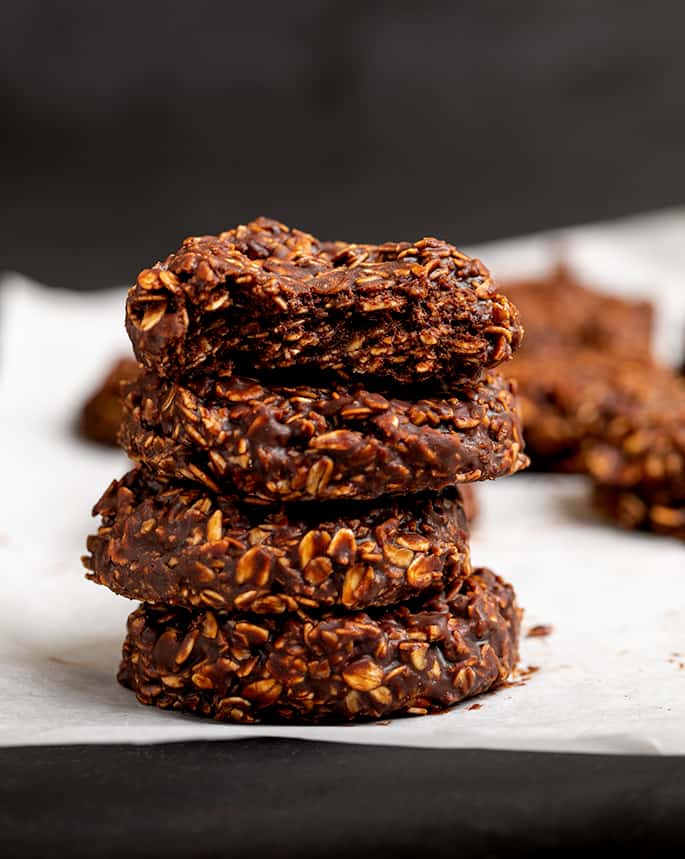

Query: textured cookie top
[[126, 217, 523, 384]]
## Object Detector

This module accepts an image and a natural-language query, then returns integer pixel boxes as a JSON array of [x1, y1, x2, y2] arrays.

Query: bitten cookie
[[126, 217, 523, 385], [118, 568, 521, 723], [84, 469, 471, 612], [119, 370, 528, 502]]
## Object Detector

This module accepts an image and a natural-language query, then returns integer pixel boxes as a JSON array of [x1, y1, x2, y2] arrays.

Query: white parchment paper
[[1, 209, 685, 752]]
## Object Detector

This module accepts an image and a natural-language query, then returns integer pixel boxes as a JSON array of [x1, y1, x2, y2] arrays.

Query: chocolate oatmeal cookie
[[119, 370, 528, 503], [582, 361, 685, 537], [79, 357, 140, 446], [118, 567, 520, 723], [84, 469, 471, 612], [593, 485, 685, 540], [503, 349, 628, 470], [126, 217, 523, 385], [501, 267, 654, 469], [503, 265, 653, 358]]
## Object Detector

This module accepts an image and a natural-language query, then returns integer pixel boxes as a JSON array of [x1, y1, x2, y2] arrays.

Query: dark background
[[3, 0, 685, 289]]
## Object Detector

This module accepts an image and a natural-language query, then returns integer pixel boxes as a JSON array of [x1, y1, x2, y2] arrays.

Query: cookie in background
[[78, 357, 140, 446], [501, 265, 685, 540]]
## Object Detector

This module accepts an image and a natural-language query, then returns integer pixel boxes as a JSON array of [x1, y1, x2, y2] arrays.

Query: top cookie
[[126, 217, 522, 384]]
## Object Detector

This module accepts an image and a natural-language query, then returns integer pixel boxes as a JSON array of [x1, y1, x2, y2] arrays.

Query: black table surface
[[2, 739, 684, 857]]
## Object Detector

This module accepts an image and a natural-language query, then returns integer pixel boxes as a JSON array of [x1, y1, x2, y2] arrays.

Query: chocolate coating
[[119, 370, 528, 503], [85, 469, 471, 612], [118, 568, 521, 723], [126, 217, 523, 385]]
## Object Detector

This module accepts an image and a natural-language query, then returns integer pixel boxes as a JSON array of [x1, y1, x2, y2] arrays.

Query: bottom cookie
[[118, 568, 520, 723]]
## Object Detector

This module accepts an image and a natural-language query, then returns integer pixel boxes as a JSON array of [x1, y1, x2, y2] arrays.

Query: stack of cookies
[[84, 217, 528, 723]]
